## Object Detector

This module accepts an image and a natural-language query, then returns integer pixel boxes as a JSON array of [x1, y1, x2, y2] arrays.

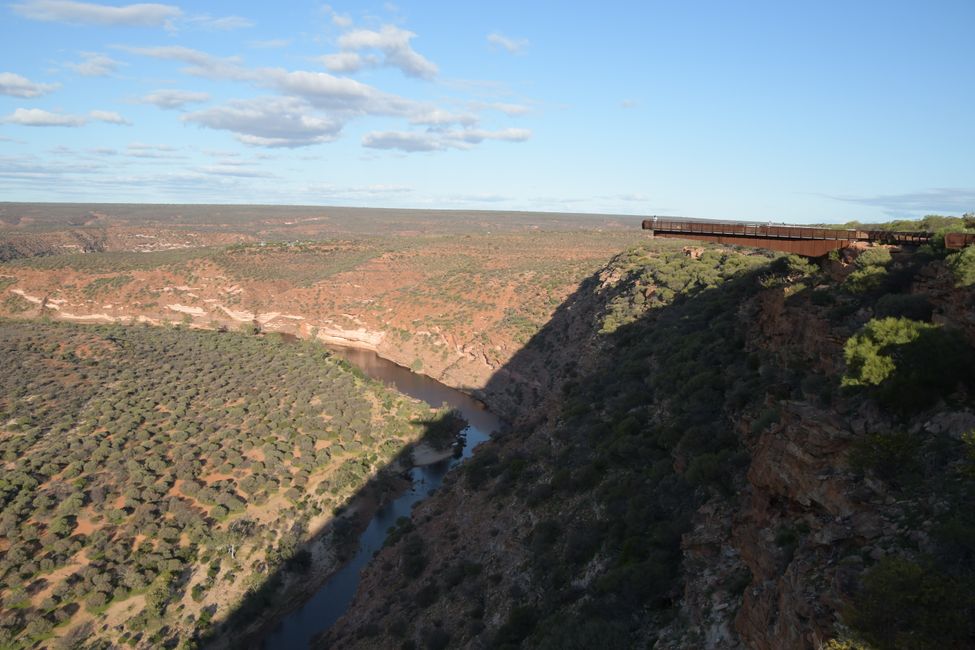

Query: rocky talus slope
[[321, 245, 975, 649]]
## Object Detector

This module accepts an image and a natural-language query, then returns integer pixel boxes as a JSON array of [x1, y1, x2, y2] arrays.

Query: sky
[[0, 0, 973, 222]]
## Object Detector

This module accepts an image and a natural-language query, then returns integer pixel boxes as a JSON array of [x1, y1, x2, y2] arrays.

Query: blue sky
[[0, 0, 973, 222]]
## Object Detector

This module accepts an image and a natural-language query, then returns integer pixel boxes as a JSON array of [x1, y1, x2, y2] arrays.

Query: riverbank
[[199, 460, 400, 648], [252, 344, 502, 649], [221, 414, 476, 649]]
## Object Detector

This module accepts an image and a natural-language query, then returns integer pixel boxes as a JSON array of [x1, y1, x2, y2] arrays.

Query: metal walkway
[[642, 216, 975, 256]]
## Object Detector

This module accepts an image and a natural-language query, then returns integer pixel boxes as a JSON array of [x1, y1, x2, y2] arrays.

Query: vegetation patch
[[0, 320, 432, 648], [81, 274, 133, 298], [946, 245, 975, 287], [843, 317, 975, 412]]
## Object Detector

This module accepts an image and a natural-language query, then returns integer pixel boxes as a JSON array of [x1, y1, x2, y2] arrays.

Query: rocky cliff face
[[321, 245, 975, 649]]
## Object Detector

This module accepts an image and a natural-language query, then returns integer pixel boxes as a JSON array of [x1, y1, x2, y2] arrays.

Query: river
[[260, 346, 502, 649]]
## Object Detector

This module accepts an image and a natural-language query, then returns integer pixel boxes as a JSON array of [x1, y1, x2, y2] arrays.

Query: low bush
[[843, 317, 975, 411], [848, 556, 972, 650], [848, 431, 922, 488], [946, 245, 975, 287]]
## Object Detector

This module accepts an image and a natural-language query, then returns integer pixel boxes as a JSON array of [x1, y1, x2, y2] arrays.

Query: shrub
[[855, 247, 892, 269], [401, 535, 426, 579], [848, 556, 971, 650], [873, 294, 933, 321], [843, 317, 975, 411], [494, 605, 539, 648], [848, 432, 921, 488], [414, 582, 439, 608], [421, 628, 450, 650], [532, 615, 630, 650], [843, 317, 939, 387], [844, 266, 888, 294], [946, 245, 975, 287], [772, 254, 818, 279], [820, 640, 873, 650]]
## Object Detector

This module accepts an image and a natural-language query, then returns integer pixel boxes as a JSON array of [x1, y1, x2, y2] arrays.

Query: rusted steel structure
[[641, 216, 975, 256], [945, 232, 975, 249]]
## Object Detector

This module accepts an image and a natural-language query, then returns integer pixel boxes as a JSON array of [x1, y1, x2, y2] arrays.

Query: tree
[[849, 557, 970, 649], [843, 317, 934, 387], [145, 571, 175, 615], [843, 317, 975, 411], [946, 245, 975, 287]]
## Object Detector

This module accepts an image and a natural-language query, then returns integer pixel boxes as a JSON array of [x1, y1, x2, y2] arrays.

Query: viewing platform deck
[[642, 216, 975, 256]]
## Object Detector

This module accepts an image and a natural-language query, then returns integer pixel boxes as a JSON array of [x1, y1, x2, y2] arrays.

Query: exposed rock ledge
[[313, 327, 385, 350]]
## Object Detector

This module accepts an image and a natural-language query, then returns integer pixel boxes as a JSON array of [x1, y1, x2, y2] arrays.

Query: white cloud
[[116, 45, 248, 80], [362, 130, 440, 152], [126, 142, 181, 158], [196, 164, 273, 178], [11, 0, 181, 26], [0, 153, 105, 179], [320, 52, 368, 74], [487, 32, 528, 55], [409, 108, 478, 127], [257, 68, 418, 116], [248, 38, 291, 49], [3, 108, 86, 126], [0, 72, 59, 97], [827, 188, 975, 216], [322, 4, 351, 27], [183, 96, 342, 148], [452, 128, 531, 144], [89, 110, 130, 124], [337, 25, 438, 79], [184, 14, 254, 30], [363, 127, 531, 152], [139, 89, 210, 109], [4, 108, 131, 127], [473, 101, 531, 116], [123, 43, 531, 151], [122, 45, 418, 115], [202, 149, 240, 158], [66, 52, 122, 77], [308, 183, 413, 199], [620, 99, 638, 109]]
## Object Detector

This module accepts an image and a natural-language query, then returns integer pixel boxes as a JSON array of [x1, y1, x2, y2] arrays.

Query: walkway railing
[[641, 216, 975, 255]]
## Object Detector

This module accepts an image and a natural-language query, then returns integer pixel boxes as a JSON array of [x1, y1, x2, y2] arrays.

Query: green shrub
[[2, 293, 32, 313], [855, 247, 892, 269], [844, 266, 888, 294], [843, 317, 938, 387], [843, 317, 975, 411], [848, 432, 921, 487], [848, 556, 972, 649], [946, 246, 975, 287], [772, 254, 818, 279]]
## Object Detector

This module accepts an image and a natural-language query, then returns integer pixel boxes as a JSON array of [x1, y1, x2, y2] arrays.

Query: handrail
[[641, 216, 945, 246]]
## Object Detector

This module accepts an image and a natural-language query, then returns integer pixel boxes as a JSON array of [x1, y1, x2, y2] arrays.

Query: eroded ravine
[[260, 345, 503, 649]]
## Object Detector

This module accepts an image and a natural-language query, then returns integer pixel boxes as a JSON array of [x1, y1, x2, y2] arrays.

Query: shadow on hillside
[[217, 243, 798, 650], [201, 343, 509, 649], [208, 257, 653, 650]]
